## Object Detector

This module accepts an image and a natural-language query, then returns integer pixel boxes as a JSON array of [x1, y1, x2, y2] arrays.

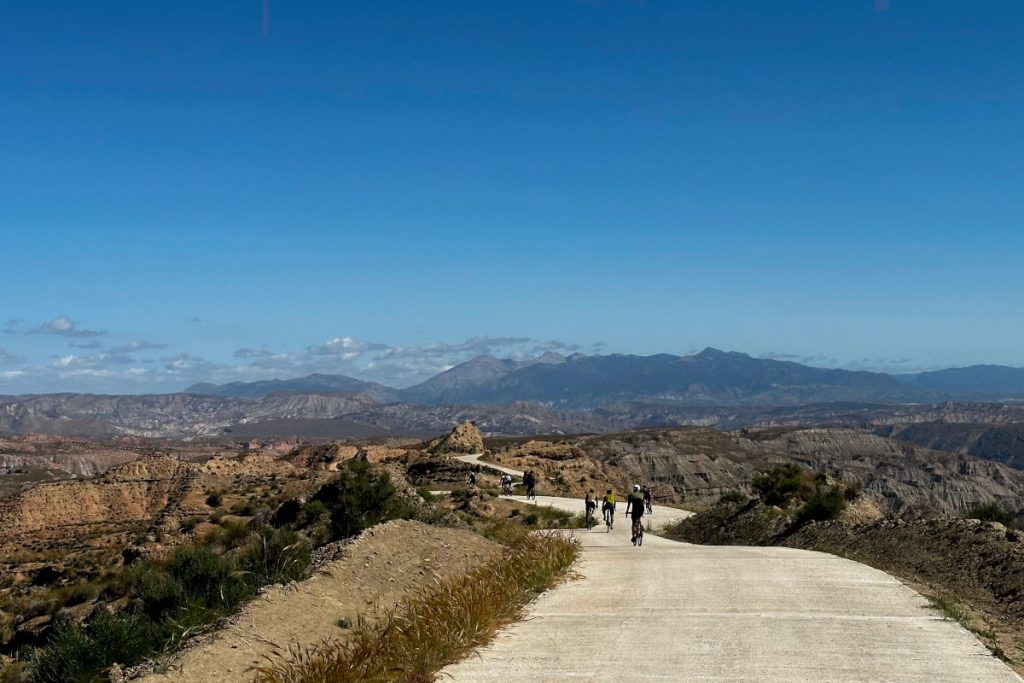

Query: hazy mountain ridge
[[185, 348, 1024, 407], [186, 373, 401, 402]]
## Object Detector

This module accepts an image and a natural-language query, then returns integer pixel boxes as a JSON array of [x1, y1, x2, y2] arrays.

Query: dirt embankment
[[669, 501, 1024, 671], [135, 519, 502, 683]]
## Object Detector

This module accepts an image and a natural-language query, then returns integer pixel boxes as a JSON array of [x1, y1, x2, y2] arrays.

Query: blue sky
[[2, 0, 1023, 393]]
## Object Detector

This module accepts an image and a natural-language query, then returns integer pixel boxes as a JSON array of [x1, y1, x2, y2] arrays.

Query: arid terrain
[[3, 416, 1024, 680]]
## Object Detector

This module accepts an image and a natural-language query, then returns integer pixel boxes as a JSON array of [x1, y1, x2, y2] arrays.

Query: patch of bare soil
[[669, 501, 1024, 674], [133, 520, 501, 683]]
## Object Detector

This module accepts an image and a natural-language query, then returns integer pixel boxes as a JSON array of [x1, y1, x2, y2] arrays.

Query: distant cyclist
[[584, 489, 598, 530], [524, 470, 537, 500], [625, 484, 646, 546], [643, 486, 653, 514], [602, 489, 616, 530]]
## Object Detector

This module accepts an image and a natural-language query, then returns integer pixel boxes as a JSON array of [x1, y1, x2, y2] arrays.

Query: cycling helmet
[[633, 484, 641, 491]]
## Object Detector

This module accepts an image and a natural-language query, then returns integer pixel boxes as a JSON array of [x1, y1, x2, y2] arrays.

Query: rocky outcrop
[[0, 456, 198, 538], [428, 422, 484, 455]]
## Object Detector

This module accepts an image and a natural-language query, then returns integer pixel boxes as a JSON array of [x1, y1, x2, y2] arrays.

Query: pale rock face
[[429, 421, 485, 455]]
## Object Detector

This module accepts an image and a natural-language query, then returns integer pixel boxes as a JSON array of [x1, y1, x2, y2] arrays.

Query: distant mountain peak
[[691, 347, 750, 360]]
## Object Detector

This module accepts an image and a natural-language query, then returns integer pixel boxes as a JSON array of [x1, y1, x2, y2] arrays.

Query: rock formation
[[428, 421, 485, 455]]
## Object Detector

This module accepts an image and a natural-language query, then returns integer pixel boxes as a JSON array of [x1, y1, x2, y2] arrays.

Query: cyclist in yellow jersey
[[602, 489, 616, 529]]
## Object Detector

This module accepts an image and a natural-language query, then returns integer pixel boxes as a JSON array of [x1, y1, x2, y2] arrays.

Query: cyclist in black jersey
[[625, 484, 646, 546]]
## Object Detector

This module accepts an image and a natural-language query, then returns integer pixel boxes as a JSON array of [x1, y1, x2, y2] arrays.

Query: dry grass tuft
[[254, 531, 579, 683]]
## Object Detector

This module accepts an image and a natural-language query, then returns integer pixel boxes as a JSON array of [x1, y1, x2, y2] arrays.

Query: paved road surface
[[442, 494, 1021, 682], [454, 452, 524, 477]]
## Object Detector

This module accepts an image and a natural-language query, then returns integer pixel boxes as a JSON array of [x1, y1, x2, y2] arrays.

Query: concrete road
[[454, 452, 524, 477], [442, 495, 1021, 682]]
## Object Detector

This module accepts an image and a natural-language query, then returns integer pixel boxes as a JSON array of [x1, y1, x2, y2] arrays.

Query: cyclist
[[602, 489, 616, 530], [524, 470, 537, 500], [625, 484, 646, 546], [584, 489, 598, 530], [500, 473, 513, 494], [643, 485, 653, 514]]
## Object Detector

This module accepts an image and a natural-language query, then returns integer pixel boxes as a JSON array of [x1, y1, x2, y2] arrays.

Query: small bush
[[296, 500, 328, 529], [313, 460, 417, 540], [718, 490, 747, 505], [231, 500, 258, 517], [795, 484, 846, 526], [238, 528, 311, 586], [30, 611, 161, 683], [449, 487, 475, 511], [205, 492, 223, 507], [751, 465, 812, 507], [966, 503, 1014, 526], [214, 518, 252, 550]]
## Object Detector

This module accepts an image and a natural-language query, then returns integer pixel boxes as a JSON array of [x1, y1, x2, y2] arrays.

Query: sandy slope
[[135, 520, 500, 683]]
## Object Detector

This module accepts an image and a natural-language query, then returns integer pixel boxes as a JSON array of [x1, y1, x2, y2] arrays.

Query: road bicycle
[[603, 505, 614, 532], [585, 504, 596, 530], [631, 516, 644, 546]]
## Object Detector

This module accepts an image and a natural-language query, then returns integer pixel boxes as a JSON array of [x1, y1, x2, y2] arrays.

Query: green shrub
[[312, 460, 416, 540], [205, 492, 223, 507], [751, 465, 812, 506], [718, 490, 747, 505], [128, 562, 186, 622], [214, 518, 252, 550], [130, 545, 251, 623], [795, 484, 847, 525], [449, 487, 475, 510], [238, 528, 311, 586], [296, 500, 328, 529], [966, 503, 1014, 526], [30, 611, 160, 683], [30, 614, 96, 683]]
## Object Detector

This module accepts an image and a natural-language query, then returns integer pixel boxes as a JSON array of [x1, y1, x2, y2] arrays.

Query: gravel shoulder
[[134, 520, 501, 683]]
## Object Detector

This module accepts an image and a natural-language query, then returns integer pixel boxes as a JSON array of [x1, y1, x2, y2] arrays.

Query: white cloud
[[27, 316, 106, 338], [0, 334, 587, 393], [109, 340, 167, 354]]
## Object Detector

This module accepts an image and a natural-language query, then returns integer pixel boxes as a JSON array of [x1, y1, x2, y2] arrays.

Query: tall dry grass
[[254, 530, 579, 683]]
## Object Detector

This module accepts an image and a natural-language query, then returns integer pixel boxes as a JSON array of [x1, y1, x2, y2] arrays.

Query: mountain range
[[187, 347, 1024, 407]]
